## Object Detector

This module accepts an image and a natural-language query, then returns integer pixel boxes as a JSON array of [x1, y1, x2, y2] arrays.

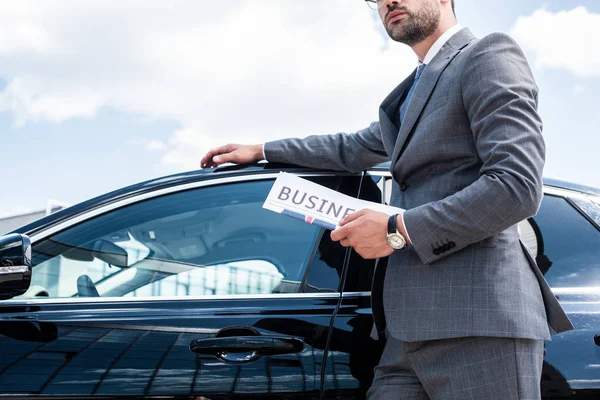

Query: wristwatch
[[387, 214, 406, 250]]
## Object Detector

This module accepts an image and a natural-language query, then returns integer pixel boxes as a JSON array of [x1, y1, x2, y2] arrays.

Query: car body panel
[[0, 296, 337, 398], [1, 164, 600, 399]]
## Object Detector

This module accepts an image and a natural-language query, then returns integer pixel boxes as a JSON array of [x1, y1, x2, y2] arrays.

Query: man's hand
[[200, 144, 264, 168], [330, 209, 394, 259]]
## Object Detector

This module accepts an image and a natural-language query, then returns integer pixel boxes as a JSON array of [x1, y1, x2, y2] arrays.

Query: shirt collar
[[421, 24, 463, 65]]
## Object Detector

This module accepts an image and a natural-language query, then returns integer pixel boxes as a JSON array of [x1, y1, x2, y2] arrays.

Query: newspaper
[[263, 172, 404, 230]]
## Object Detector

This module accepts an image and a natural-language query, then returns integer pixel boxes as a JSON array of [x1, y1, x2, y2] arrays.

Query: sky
[[1, 0, 599, 218]]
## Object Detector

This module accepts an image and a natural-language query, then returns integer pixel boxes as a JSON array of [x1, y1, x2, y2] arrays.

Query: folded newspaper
[[263, 172, 404, 230]]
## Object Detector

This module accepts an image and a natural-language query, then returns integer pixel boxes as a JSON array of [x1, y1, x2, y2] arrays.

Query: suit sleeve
[[263, 121, 389, 173], [403, 33, 545, 264]]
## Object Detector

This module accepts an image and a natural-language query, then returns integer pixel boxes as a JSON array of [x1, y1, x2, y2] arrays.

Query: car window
[[326, 174, 384, 293], [17, 179, 333, 299], [519, 194, 600, 288], [302, 176, 363, 292]]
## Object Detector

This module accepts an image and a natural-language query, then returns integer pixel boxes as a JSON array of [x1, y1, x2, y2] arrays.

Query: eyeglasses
[[365, 0, 386, 10]]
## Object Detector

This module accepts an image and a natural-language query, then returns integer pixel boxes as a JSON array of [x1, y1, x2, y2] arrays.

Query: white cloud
[[0, 0, 416, 170], [0, 206, 35, 219], [0, 22, 53, 54], [1, 77, 103, 125], [160, 128, 210, 169], [146, 140, 167, 151], [573, 84, 585, 95], [510, 7, 600, 77]]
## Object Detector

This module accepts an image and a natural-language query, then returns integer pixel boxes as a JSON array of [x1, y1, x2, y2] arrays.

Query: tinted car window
[[301, 176, 363, 292], [330, 174, 385, 293], [522, 195, 600, 288], [18, 180, 325, 299]]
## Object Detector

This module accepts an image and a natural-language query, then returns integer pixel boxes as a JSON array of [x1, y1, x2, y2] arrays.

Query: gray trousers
[[367, 333, 544, 400]]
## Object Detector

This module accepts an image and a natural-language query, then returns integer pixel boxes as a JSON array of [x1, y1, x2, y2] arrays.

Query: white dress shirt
[[422, 24, 463, 65]]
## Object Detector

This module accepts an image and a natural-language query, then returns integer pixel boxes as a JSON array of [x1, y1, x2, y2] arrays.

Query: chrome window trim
[[29, 172, 334, 242], [5, 288, 597, 305], [543, 186, 595, 201], [342, 291, 371, 297], [365, 171, 391, 178], [338, 289, 600, 296], [2, 291, 394, 305], [3, 292, 378, 305], [553, 287, 600, 295], [337, 288, 598, 295], [2, 292, 344, 305]]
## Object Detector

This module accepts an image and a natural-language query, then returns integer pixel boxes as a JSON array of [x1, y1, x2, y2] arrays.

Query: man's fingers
[[212, 150, 237, 166], [340, 209, 368, 226], [201, 146, 226, 168], [200, 149, 217, 168], [201, 144, 238, 168], [340, 238, 351, 247], [330, 226, 347, 242]]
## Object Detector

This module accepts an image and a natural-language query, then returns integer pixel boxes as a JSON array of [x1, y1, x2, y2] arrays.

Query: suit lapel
[[389, 28, 475, 169], [378, 71, 415, 142]]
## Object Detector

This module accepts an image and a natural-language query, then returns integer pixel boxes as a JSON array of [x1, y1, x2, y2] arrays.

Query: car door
[[519, 189, 600, 399], [0, 172, 361, 399]]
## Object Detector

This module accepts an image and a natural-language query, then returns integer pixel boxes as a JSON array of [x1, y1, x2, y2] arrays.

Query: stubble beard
[[385, 3, 441, 46]]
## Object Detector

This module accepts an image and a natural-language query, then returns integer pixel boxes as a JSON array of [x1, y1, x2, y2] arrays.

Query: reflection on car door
[[521, 193, 600, 399], [0, 174, 361, 399]]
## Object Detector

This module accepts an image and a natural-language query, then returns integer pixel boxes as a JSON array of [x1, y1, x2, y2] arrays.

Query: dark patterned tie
[[400, 63, 426, 124]]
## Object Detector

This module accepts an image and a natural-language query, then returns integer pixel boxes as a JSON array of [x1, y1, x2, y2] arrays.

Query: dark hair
[[452, 0, 455, 14]]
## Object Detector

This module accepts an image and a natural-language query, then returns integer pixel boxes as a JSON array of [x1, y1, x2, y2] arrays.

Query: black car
[[1, 163, 599, 399]]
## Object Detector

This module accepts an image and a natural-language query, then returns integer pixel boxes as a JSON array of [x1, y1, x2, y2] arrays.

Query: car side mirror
[[0, 233, 32, 300]]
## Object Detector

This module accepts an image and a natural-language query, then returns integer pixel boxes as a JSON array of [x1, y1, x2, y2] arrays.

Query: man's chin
[[386, 27, 405, 40], [388, 32, 410, 45]]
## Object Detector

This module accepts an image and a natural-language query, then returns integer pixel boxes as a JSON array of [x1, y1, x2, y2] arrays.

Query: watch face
[[387, 233, 405, 249]]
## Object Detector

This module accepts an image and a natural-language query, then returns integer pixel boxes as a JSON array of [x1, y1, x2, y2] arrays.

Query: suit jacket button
[[400, 182, 408, 191]]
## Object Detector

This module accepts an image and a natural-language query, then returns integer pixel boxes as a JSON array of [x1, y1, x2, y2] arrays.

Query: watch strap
[[388, 214, 399, 234]]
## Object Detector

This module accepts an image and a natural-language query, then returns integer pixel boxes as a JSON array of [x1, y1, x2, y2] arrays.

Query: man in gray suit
[[201, 0, 573, 398]]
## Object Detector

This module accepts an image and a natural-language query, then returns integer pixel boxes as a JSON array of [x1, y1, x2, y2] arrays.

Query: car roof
[[11, 162, 600, 236], [9, 163, 338, 236]]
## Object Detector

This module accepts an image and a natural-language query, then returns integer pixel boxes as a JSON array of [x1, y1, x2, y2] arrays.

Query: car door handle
[[189, 336, 304, 362]]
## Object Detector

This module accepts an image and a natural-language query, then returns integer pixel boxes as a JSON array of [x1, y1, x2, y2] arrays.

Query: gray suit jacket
[[264, 28, 574, 342]]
